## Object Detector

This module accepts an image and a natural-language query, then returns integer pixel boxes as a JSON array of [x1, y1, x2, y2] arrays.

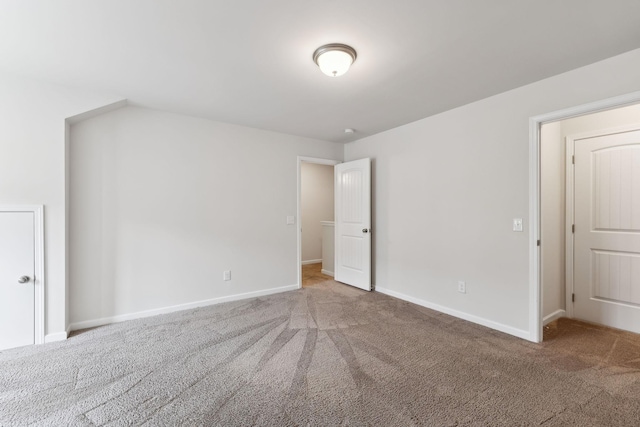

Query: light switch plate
[[286, 216, 295, 225], [513, 218, 523, 232]]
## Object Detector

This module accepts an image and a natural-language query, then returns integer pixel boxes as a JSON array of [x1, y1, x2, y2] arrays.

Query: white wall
[[0, 72, 122, 339], [301, 162, 334, 263], [5, 49, 640, 343], [69, 106, 342, 326], [344, 48, 640, 338], [541, 103, 640, 321]]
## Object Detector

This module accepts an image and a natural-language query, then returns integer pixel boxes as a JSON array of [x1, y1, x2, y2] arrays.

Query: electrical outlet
[[458, 281, 466, 294], [223, 270, 231, 281]]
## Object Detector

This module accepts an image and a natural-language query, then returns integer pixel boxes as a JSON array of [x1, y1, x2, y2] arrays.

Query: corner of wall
[[66, 99, 128, 125], [62, 98, 127, 335]]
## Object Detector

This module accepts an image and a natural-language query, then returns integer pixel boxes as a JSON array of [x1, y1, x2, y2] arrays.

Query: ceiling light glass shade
[[313, 44, 357, 77]]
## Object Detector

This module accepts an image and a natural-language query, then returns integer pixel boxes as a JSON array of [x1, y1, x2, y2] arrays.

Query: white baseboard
[[543, 309, 566, 326], [44, 330, 69, 343], [375, 286, 531, 341], [321, 269, 334, 277], [301, 259, 322, 265], [70, 284, 298, 331]]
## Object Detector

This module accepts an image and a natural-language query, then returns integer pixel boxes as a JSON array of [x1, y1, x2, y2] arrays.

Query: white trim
[[543, 309, 566, 326], [529, 90, 640, 343], [33, 206, 45, 345], [0, 205, 45, 346], [301, 259, 322, 265], [528, 118, 542, 343], [562, 122, 640, 142], [44, 330, 68, 343], [565, 136, 575, 319], [321, 269, 334, 277], [69, 284, 298, 331], [376, 286, 531, 341], [296, 156, 341, 289]]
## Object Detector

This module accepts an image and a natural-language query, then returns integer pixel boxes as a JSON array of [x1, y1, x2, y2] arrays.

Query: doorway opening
[[532, 92, 640, 342], [296, 157, 340, 288]]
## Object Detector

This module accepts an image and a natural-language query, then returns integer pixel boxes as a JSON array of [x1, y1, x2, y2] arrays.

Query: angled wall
[[344, 48, 640, 340], [0, 72, 123, 339], [69, 106, 343, 328]]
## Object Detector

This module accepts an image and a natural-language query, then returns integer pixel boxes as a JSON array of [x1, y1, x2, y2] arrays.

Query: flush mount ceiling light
[[313, 43, 357, 77]]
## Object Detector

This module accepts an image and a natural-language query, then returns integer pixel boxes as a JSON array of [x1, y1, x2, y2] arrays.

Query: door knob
[[18, 276, 30, 284], [362, 228, 369, 233]]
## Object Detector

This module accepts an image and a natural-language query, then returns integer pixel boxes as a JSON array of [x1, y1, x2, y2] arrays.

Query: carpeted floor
[[302, 263, 333, 287], [1, 280, 639, 426]]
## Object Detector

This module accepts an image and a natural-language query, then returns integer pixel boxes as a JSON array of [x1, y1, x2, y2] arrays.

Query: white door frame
[[0, 205, 45, 345], [529, 90, 640, 343], [296, 156, 341, 289]]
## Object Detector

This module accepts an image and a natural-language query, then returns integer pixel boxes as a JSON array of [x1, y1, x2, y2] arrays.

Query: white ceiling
[[1, 1, 640, 142]]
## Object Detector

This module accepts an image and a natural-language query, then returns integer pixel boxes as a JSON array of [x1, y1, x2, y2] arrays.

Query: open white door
[[334, 158, 371, 291], [573, 129, 640, 333]]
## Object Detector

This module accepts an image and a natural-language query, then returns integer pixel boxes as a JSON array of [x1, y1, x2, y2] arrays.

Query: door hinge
[[537, 239, 540, 247], [572, 155, 575, 164], [572, 293, 575, 303], [572, 224, 575, 233]]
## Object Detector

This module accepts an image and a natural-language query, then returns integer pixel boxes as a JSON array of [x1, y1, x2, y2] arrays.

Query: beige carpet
[[1, 280, 639, 426], [302, 262, 332, 287]]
